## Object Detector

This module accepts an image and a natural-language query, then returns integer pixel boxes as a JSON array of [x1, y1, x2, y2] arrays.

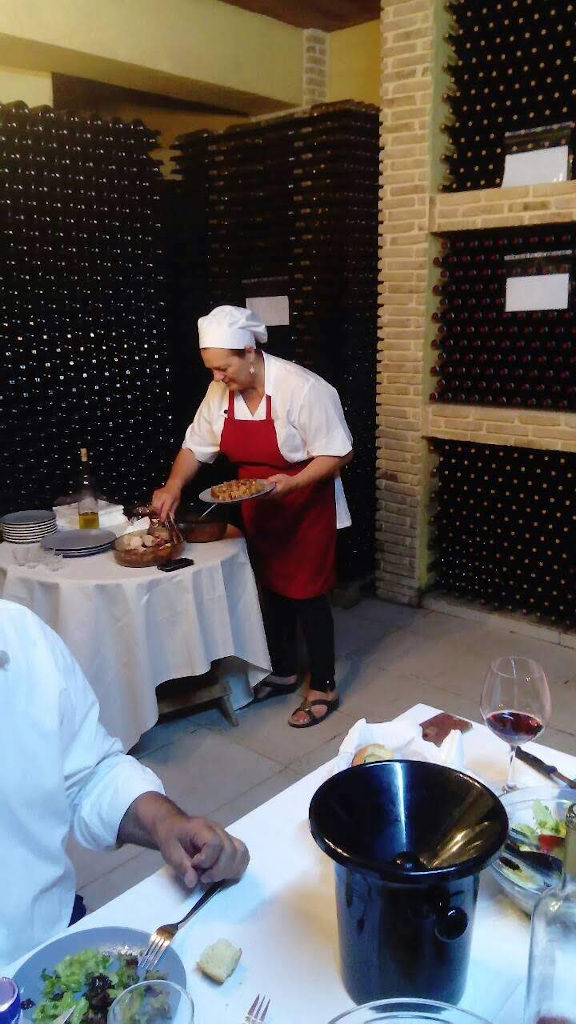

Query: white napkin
[[334, 717, 466, 775], [122, 517, 150, 535], [54, 500, 129, 533]]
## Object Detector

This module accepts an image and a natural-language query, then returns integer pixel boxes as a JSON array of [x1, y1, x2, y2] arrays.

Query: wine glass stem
[[505, 744, 518, 792]]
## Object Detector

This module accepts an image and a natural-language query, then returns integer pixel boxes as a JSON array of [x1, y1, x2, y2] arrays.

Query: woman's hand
[[151, 450, 202, 520], [267, 454, 351, 499], [152, 483, 181, 521], [266, 473, 298, 498]]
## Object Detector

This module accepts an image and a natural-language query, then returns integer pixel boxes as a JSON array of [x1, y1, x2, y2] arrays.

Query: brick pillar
[[302, 29, 328, 106], [376, 0, 434, 605]]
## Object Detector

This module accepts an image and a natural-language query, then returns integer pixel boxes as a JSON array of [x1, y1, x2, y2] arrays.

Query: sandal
[[288, 695, 340, 729], [252, 675, 299, 703]]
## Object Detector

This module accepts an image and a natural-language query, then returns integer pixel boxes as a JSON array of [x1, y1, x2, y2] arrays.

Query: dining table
[[0, 530, 271, 749], [5, 702, 576, 1024]]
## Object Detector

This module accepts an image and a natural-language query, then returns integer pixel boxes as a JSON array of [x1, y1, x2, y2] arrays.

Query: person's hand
[[155, 810, 249, 888], [265, 473, 298, 498], [151, 483, 181, 522]]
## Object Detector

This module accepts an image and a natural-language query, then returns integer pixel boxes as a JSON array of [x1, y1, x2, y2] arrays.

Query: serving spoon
[[198, 503, 217, 518]]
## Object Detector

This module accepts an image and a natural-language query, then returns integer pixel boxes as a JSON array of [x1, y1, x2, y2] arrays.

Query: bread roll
[[197, 938, 242, 983], [352, 743, 394, 766]]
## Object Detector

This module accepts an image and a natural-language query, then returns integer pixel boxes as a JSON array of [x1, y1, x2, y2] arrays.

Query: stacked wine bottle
[[430, 224, 576, 410], [288, 105, 379, 587], [1, 101, 174, 514], [162, 131, 213, 439], [430, 439, 576, 626], [170, 102, 379, 587], [441, 0, 576, 192]]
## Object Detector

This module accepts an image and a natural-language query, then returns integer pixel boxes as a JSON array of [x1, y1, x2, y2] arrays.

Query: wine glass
[[480, 656, 551, 792], [108, 981, 194, 1024]]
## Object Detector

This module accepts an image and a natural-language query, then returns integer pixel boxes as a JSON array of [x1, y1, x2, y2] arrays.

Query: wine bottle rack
[[1, 101, 175, 515], [440, 0, 576, 192], [430, 223, 576, 410], [170, 102, 379, 586], [429, 439, 576, 627]]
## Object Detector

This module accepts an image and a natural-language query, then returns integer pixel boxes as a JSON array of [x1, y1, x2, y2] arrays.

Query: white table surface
[[0, 536, 271, 748], [7, 703, 576, 1023]]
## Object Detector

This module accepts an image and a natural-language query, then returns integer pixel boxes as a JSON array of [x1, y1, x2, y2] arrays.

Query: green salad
[[30, 950, 165, 1024], [513, 799, 567, 854]]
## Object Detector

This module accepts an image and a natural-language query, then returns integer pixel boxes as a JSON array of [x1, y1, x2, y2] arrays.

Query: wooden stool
[[157, 665, 239, 727]]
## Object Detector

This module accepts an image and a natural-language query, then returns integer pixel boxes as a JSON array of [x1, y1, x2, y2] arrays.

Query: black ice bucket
[[309, 760, 508, 1005]]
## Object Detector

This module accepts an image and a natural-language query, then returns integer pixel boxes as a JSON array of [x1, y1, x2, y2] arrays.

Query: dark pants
[[260, 588, 335, 693], [69, 894, 87, 925]]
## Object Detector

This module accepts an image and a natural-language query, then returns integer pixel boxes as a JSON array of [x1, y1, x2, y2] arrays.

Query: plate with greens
[[14, 927, 186, 1024], [490, 784, 576, 914]]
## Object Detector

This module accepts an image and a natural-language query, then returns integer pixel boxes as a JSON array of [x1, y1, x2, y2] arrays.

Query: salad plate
[[14, 926, 186, 1013], [490, 784, 576, 914]]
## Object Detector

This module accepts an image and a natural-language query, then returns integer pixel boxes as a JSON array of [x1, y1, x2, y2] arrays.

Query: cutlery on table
[[242, 995, 270, 1023], [138, 879, 230, 974], [515, 747, 576, 788]]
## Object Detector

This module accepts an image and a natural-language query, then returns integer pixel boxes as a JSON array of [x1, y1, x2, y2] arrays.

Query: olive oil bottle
[[77, 447, 100, 529]]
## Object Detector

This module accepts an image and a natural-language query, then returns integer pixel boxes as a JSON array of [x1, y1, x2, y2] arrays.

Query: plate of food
[[198, 479, 276, 504], [490, 785, 575, 913], [14, 926, 186, 1024]]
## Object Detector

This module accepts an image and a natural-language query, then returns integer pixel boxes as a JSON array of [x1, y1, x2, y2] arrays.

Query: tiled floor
[[71, 597, 576, 912]]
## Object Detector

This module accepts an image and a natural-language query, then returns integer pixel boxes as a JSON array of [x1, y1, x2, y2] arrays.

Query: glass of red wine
[[481, 656, 551, 792]]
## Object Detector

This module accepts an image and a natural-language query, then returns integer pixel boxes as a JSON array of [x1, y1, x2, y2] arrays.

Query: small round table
[[0, 529, 271, 748]]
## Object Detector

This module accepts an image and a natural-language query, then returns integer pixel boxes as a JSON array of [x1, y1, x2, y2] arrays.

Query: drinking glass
[[480, 656, 551, 792], [42, 549, 64, 571], [12, 544, 41, 568], [108, 981, 194, 1024]]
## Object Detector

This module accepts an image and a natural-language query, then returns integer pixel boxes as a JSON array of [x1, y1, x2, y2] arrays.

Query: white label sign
[[245, 295, 290, 326], [502, 145, 569, 187], [505, 272, 570, 312]]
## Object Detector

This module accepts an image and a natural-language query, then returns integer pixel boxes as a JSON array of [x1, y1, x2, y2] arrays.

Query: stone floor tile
[[139, 727, 282, 818], [79, 849, 165, 913], [212, 767, 304, 829]]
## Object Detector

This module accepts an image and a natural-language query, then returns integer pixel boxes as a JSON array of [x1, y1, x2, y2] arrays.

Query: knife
[[516, 747, 576, 788]]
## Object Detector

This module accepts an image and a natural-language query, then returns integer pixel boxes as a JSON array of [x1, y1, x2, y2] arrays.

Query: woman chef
[[153, 305, 353, 728]]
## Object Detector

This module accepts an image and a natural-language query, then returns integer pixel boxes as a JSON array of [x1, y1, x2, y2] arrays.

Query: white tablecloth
[[6, 703, 576, 1023], [0, 536, 271, 748]]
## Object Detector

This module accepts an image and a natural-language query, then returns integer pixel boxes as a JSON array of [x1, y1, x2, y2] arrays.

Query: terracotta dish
[[114, 529, 184, 567], [177, 513, 227, 544]]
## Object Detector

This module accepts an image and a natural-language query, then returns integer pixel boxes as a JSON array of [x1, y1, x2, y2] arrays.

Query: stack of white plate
[[1, 509, 57, 544], [40, 528, 116, 558]]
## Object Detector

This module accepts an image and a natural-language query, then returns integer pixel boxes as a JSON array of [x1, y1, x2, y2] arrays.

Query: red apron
[[219, 391, 336, 599]]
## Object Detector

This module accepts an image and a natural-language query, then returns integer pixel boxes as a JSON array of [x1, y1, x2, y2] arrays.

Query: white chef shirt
[[183, 351, 353, 527], [0, 600, 164, 967]]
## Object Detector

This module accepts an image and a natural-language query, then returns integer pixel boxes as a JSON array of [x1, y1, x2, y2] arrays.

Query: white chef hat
[[198, 305, 268, 350]]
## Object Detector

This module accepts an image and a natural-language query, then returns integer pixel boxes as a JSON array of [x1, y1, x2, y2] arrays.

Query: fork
[[242, 995, 270, 1023], [138, 879, 228, 974]]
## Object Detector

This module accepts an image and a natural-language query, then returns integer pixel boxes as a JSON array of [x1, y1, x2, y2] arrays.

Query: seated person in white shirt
[[0, 599, 249, 967], [153, 305, 353, 731]]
